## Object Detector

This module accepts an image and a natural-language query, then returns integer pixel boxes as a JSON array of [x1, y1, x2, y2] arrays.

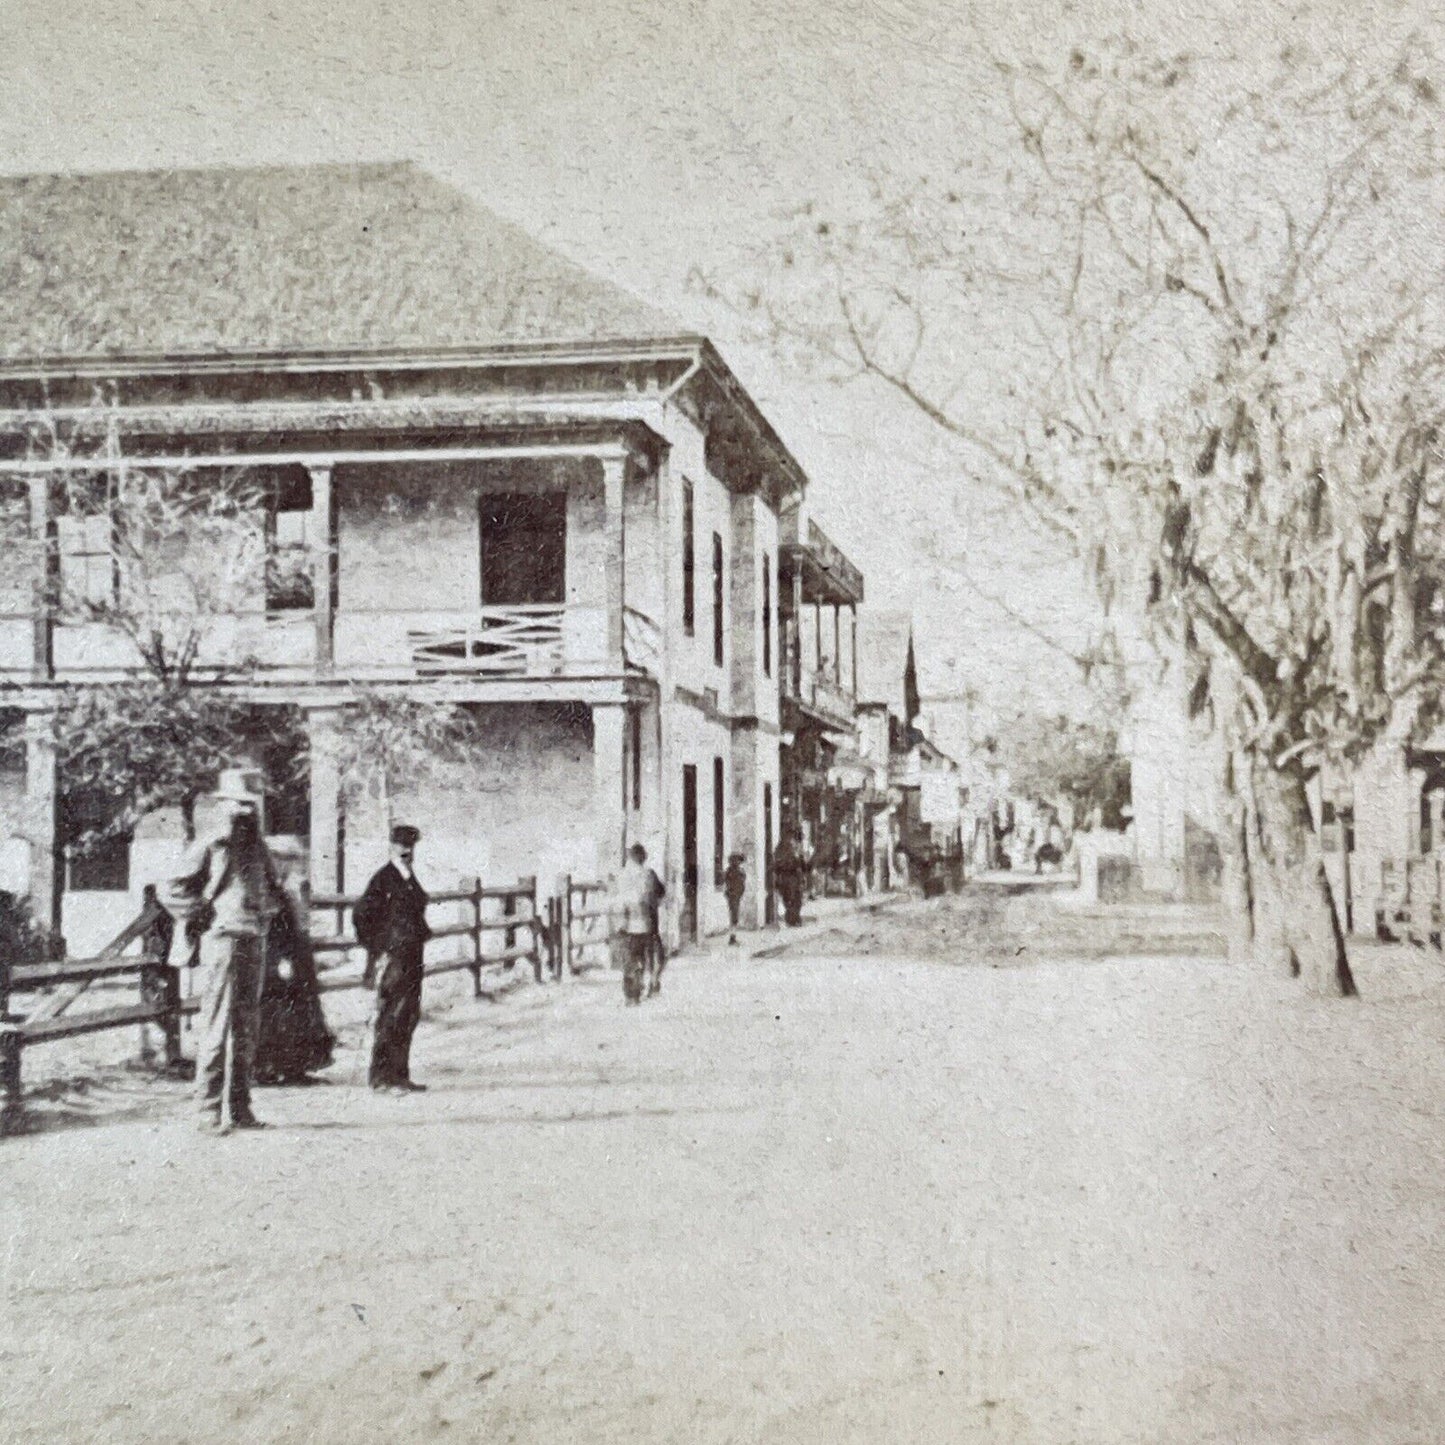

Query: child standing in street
[[724, 852, 747, 945]]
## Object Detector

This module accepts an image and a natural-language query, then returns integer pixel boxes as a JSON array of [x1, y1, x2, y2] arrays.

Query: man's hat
[[390, 824, 421, 846], [214, 766, 264, 805], [728, 851, 745, 862]]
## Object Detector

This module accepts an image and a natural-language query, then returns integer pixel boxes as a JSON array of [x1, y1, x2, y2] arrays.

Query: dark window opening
[[762, 553, 772, 678], [480, 491, 566, 605], [682, 480, 695, 635], [61, 787, 131, 892], [265, 468, 315, 612], [712, 532, 724, 667], [713, 755, 726, 886]]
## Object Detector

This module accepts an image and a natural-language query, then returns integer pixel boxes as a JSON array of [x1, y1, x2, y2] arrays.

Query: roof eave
[[0, 333, 717, 381]]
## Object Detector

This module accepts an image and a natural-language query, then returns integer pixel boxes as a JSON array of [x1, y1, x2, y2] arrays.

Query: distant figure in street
[[613, 843, 664, 1004], [353, 824, 431, 1094], [158, 768, 288, 1134], [723, 852, 747, 945], [773, 835, 806, 927]]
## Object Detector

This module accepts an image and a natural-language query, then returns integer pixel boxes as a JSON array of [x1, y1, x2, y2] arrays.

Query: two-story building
[[0, 161, 800, 951]]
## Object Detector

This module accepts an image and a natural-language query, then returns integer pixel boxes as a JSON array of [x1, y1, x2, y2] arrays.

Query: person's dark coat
[[353, 862, 431, 958]]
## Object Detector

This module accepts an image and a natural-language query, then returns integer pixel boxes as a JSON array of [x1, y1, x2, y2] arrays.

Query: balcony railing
[[335, 605, 655, 680], [4, 604, 661, 684]]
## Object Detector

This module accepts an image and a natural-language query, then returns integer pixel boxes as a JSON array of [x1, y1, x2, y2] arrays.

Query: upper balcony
[[778, 511, 863, 731], [778, 513, 865, 609], [1, 447, 666, 698]]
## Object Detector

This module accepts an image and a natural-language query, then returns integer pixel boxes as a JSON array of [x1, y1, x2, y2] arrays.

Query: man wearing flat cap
[[158, 766, 288, 1133], [353, 824, 432, 1093]]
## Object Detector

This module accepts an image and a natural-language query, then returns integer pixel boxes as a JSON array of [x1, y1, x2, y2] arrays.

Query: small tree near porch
[[325, 689, 485, 835], [3, 428, 312, 854]]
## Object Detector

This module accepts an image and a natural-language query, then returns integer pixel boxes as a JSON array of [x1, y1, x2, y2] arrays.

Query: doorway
[[479, 491, 566, 605], [763, 781, 775, 925], [682, 764, 699, 943]]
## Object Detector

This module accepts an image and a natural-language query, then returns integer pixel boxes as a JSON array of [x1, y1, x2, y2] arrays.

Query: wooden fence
[[1375, 858, 1445, 948], [1, 872, 600, 1131]]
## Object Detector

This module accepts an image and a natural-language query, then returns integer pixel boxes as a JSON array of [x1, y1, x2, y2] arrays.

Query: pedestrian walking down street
[[773, 834, 806, 928], [613, 843, 664, 1005], [157, 768, 288, 1135], [723, 851, 747, 945], [353, 824, 432, 1094]]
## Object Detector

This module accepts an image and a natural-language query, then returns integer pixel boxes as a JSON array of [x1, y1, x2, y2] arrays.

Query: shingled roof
[[0, 161, 680, 361]]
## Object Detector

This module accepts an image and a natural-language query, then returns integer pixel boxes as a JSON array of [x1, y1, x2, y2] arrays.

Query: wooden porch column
[[23, 711, 61, 945], [592, 703, 627, 875], [833, 604, 842, 685], [27, 476, 55, 681], [306, 705, 344, 896], [601, 453, 626, 669], [791, 566, 803, 693], [850, 605, 858, 696], [307, 463, 335, 674]]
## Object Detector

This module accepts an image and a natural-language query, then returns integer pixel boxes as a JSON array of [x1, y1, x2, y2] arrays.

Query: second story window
[[58, 504, 117, 611], [682, 479, 695, 636], [265, 469, 315, 612], [762, 552, 772, 678], [712, 531, 724, 667]]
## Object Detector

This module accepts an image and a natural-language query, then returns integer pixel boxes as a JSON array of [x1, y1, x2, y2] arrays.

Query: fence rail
[[1, 872, 591, 1131]]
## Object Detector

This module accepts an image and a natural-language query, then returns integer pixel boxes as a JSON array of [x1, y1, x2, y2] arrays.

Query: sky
[[1, 0, 1433, 722]]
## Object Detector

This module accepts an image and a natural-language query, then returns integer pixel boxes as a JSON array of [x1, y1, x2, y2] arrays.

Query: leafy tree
[[326, 689, 484, 832], [706, 37, 1445, 994], [994, 712, 1131, 830], [4, 421, 312, 846]]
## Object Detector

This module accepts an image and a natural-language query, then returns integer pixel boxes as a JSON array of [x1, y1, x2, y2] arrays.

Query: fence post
[[545, 891, 559, 981], [560, 874, 573, 976], [467, 877, 483, 998], [502, 885, 517, 972], [0, 1029, 21, 1133], [517, 876, 540, 983]]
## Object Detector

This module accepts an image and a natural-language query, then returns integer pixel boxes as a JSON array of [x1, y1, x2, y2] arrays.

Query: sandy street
[[5, 896, 1445, 1444]]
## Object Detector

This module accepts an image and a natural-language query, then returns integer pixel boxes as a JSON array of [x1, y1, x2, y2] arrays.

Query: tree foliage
[[708, 36, 1445, 993], [992, 712, 1131, 829], [4, 426, 314, 845], [325, 689, 484, 830]]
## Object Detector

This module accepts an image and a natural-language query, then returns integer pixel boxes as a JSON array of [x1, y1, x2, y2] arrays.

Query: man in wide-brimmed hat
[[353, 823, 432, 1093], [158, 766, 288, 1134]]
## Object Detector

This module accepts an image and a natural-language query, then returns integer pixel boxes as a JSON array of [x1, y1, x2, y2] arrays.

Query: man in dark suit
[[353, 824, 432, 1094]]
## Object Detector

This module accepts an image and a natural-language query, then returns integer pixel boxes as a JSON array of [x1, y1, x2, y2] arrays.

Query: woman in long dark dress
[[254, 854, 335, 1085]]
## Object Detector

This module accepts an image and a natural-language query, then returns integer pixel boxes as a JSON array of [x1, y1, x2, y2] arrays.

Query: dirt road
[[5, 901, 1445, 1443]]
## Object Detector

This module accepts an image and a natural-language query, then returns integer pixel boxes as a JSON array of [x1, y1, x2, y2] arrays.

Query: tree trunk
[[180, 795, 197, 844], [1240, 756, 1293, 977], [1219, 752, 1255, 967], [1251, 764, 1357, 998]]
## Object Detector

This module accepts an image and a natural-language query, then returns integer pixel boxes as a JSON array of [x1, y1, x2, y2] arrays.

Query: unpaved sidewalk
[[4, 924, 1445, 1444]]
